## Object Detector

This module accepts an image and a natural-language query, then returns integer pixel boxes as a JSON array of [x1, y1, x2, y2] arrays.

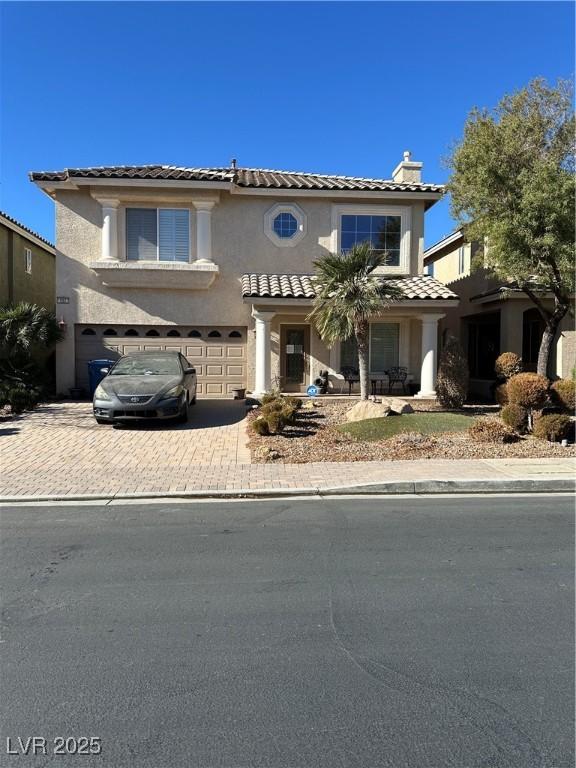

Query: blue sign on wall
[[306, 385, 318, 397]]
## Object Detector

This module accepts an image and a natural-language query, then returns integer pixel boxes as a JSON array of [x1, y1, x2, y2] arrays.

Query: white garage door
[[75, 324, 247, 398]]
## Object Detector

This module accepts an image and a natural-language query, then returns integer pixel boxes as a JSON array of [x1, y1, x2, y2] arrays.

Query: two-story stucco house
[[30, 153, 459, 398], [424, 230, 575, 398]]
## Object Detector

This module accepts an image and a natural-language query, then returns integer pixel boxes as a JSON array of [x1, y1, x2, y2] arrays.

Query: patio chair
[[340, 366, 360, 395], [387, 366, 408, 394]]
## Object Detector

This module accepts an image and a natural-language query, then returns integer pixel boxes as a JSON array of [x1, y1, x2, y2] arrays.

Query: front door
[[280, 325, 310, 393]]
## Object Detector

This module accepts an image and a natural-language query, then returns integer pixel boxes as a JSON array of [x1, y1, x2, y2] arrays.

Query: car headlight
[[94, 384, 112, 401], [161, 385, 184, 400]]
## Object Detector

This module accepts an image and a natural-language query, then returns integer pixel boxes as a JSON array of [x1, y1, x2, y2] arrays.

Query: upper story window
[[458, 246, 466, 275], [332, 205, 410, 274], [264, 203, 306, 247], [126, 208, 190, 262], [341, 215, 401, 266], [273, 212, 298, 239], [24, 248, 32, 274], [425, 261, 435, 277]]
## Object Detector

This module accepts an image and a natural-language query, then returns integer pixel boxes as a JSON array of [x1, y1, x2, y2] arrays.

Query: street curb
[[0, 477, 573, 504]]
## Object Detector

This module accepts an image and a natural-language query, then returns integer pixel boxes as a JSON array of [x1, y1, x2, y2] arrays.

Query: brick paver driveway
[[0, 401, 250, 497]]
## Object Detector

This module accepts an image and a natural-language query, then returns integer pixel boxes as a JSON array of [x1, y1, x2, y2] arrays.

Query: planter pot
[[69, 387, 85, 399], [232, 388, 246, 400]]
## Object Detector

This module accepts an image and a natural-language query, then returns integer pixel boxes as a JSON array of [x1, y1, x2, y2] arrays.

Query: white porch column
[[252, 309, 275, 395], [416, 313, 445, 398], [100, 199, 119, 261], [193, 201, 215, 263]]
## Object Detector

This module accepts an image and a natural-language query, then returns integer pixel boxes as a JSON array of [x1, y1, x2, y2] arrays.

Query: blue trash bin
[[88, 359, 115, 397]]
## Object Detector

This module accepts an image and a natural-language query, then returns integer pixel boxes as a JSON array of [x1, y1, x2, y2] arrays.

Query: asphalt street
[[0, 495, 573, 768]]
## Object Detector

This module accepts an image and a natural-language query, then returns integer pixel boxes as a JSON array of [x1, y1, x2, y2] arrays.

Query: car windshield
[[110, 356, 181, 376]]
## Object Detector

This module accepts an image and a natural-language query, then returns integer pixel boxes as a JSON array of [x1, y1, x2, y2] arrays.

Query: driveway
[[0, 400, 251, 497]]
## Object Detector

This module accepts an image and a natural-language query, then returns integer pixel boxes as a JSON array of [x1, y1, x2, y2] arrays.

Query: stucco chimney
[[392, 150, 422, 183]]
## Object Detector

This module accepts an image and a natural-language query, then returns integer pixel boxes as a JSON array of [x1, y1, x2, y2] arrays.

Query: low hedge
[[550, 379, 575, 413], [500, 404, 528, 433], [506, 373, 549, 410], [250, 394, 302, 436], [532, 413, 572, 442], [468, 418, 517, 443]]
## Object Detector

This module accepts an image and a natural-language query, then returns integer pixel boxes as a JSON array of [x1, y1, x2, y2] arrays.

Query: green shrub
[[468, 418, 516, 443], [250, 416, 270, 436], [266, 410, 286, 434], [494, 352, 523, 380], [436, 336, 469, 408], [550, 379, 576, 413], [506, 373, 549, 410], [284, 396, 303, 409], [261, 400, 284, 415], [500, 404, 528, 433], [261, 391, 282, 406], [281, 405, 297, 425], [532, 413, 572, 442]]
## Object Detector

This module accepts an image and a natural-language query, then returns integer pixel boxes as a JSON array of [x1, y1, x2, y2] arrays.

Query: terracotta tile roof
[[241, 273, 458, 301], [29, 164, 444, 193], [0, 210, 55, 250]]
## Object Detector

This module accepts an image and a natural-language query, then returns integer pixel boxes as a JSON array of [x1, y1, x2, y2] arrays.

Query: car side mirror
[[184, 367, 196, 375], [100, 367, 110, 374]]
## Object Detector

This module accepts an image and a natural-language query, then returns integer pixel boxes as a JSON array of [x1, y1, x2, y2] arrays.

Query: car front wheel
[[176, 398, 189, 424]]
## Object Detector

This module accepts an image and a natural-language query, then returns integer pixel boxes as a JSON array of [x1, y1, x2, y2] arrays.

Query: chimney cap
[[403, 150, 412, 161]]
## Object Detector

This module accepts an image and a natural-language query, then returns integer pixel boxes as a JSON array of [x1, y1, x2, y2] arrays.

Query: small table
[[370, 374, 388, 396]]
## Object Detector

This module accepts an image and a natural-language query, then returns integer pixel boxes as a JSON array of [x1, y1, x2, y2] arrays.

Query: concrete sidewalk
[[1, 457, 573, 503]]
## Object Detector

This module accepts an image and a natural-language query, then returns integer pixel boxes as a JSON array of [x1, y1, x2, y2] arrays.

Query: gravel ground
[[248, 397, 576, 463]]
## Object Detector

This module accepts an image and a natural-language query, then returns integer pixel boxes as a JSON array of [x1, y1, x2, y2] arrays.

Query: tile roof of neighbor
[[0, 210, 55, 250], [241, 273, 458, 301], [29, 165, 444, 193]]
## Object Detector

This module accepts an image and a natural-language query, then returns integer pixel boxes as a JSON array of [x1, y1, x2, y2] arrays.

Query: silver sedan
[[93, 351, 197, 425]]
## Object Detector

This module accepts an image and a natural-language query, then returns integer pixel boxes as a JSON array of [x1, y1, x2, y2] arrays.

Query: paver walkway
[[1, 402, 574, 499]]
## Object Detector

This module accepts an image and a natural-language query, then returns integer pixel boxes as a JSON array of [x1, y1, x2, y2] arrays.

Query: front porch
[[249, 308, 446, 399], [243, 272, 459, 400]]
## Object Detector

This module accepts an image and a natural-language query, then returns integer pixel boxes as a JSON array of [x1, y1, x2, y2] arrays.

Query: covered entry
[[75, 325, 246, 398]]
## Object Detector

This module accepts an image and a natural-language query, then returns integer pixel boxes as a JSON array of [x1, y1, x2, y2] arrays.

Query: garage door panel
[[75, 325, 246, 398]]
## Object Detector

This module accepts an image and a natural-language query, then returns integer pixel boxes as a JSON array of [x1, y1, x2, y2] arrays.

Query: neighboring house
[[0, 211, 56, 310], [30, 153, 459, 398], [424, 230, 575, 397]]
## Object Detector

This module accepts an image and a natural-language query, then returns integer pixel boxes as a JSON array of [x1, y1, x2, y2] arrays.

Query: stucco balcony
[[89, 260, 219, 290]]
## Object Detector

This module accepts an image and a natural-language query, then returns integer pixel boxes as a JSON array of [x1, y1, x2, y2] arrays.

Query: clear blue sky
[[1, 1, 573, 247]]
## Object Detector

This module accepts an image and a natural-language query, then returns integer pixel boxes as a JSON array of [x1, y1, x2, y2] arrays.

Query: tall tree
[[307, 242, 403, 400], [447, 78, 574, 377]]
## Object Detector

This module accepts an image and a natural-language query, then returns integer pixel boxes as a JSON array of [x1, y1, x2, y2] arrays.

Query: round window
[[272, 212, 298, 239]]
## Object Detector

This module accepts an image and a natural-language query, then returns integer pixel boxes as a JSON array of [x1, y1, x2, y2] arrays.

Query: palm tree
[[0, 302, 63, 357], [307, 242, 404, 400]]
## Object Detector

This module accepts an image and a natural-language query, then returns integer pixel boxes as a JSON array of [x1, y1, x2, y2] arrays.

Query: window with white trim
[[341, 215, 401, 266], [264, 203, 306, 247], [126, 208, 190, 262], [458, 246, 466, 274], [333, 205, 410, 273], [24, 248, 32, 274], [340, 323, 400, 372]]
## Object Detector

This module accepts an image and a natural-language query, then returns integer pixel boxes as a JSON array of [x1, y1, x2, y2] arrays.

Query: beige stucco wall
[[53, 185, 435, 392], [431, 254, 575, 384]]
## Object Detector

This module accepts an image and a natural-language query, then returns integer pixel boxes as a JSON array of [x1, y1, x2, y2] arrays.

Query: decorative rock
[[384, 398, 414, 415], [345, 400, 392, 422]]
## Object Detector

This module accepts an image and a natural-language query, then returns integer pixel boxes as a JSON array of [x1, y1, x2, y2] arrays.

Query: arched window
[[145, 329, 160, 337], [103, 328, 118, 336], [228, 330, 242, 338], [188, 330, 202, 338], [167, 329, 181, 337], [124, 329, 139, 337], [81, 328, 96, 336], [208, 330, 221, 338]]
